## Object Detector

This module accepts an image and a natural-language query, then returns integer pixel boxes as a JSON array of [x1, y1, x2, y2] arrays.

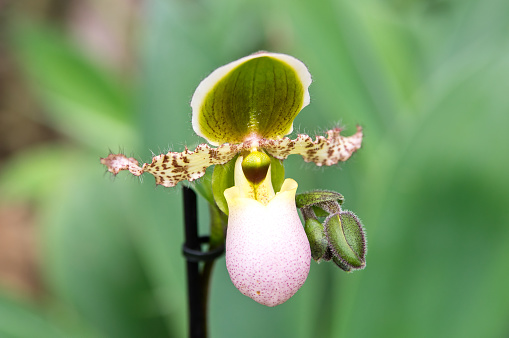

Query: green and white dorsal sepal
[[191, 52, 312, 146]]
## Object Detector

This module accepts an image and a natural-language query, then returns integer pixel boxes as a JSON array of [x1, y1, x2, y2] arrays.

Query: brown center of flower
[[241, 150, 271, 185]]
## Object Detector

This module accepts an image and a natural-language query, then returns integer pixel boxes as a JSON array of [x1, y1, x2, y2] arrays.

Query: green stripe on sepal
[[325, 210, 366, 270], [191, 52, 311, 145]]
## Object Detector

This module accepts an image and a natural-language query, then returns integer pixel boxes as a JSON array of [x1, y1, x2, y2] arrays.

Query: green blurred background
[[1, 0, 508, 337]]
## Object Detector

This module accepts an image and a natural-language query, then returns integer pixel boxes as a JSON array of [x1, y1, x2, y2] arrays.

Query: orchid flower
[[101, 52, 365, 307]]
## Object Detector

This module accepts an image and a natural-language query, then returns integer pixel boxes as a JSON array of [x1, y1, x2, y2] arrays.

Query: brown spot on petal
[[262, 126, 363, 165]]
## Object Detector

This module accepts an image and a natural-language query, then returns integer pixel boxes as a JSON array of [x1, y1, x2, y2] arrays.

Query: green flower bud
[[297, 190, 367, 271], [332, 254, 353, 272], [317, 200, 342, 215], [321, 247, 333, 262], [296, 190, 344, 209], [301, 207, 328, 261], [325, 211, 366, 270]]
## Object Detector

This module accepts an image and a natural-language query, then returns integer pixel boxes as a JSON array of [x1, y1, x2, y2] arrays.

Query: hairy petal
[[261, 126, 363, 166], [100, 142, 241, 187], [100, 155, 143, 176], [100, 127, 362, 186]]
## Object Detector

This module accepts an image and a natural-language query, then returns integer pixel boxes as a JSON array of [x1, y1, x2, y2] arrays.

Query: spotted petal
[[260, 126, 363, 166], [100, 127, 362, 187], [225, 178, 311, 306], [191, 52, 312, 146], [100, 143, 240, 187]]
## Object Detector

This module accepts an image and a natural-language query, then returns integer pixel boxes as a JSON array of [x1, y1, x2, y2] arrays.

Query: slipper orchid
[[101, 52, 364, 306]]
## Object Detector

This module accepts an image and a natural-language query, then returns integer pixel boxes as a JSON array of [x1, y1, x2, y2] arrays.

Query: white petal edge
[[191, 52, 312, 145]]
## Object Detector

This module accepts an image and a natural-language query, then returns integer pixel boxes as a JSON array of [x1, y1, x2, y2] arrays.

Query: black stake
[[182, 186, 206, 338], [182, 186, 226, 338]]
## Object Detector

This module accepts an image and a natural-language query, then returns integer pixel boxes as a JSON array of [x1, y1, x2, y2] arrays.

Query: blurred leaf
[[0, 145, 77, 204], [280, 0, 403, 135], [9, 21, 137, 150], [37, 156, 176, 338], [0, 294, 66, 338], [330, 1, 509, 336]]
